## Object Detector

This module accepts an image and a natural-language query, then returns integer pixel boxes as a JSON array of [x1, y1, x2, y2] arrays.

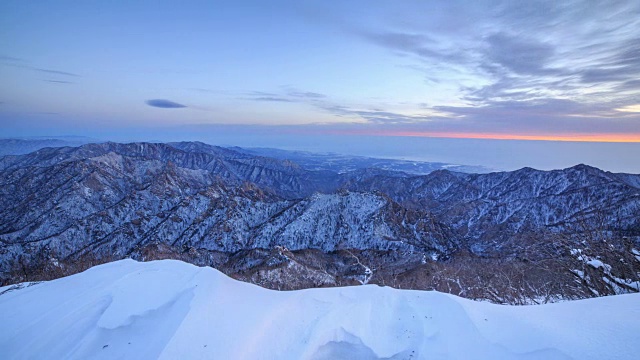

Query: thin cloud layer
[[288, 91, 326, 99], [0, 55, 81, 78], [242, 89, 328, 103], [35, 68, 80, 77], [44, 80, 74, 84], [295, 0, 640, 138], [250, 96, 294, 102]]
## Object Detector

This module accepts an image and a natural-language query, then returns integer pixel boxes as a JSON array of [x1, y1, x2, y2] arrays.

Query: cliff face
[[1, 141, 639, 303]]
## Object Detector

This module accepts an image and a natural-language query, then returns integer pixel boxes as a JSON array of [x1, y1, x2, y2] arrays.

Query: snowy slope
[[1, 260, 638, 360]]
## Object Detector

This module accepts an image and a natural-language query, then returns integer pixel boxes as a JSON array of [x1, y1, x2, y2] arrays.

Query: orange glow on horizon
[[320, 130, 640, 143], [387, 132, 640, 142]]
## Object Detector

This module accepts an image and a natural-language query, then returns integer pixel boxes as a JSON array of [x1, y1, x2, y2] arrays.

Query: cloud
[[358, 30, 470, 66], [0, 56, 81, 78], [360, 31, 445, 61], [317, 103, 440, 125], [145, 99, 187, 108], [615, 105, 640, 113], [242, 91, 292, 102], [429, 98, 640, 135], [44, 80, 74, 84], [577, 38, 640, 84], [287, 91, 326, 99], [250, 96, 294, 102], [341, 0, 640, 110], [313, 91, 640, 139], [483, 33, 556, 76], [0, 55, 26, 63], [308, 0, 640, 141], [616, 79, 640, 91], [366, 32, 434, 50], [352, 110, 433, 124], [247, 91, 280, 97], [188, 88, 223, 94], [355, 28, 566, 108], [34, 68, 80, 77], [243, 89, 326, 103]]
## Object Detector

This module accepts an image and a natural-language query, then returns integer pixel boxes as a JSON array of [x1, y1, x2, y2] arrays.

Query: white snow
[[1, 259, 639, 359], [586, 258, 612, 272]]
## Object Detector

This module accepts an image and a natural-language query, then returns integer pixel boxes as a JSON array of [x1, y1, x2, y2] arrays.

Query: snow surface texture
[[1, 260, 638, 360]]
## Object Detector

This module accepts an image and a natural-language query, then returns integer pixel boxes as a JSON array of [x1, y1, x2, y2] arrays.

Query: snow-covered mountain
[[0, 137, 92, 157], [0, 141, 638, 303], [0, 142, 451, 271], [343, 164, 640, 251], [1, 259, 638, 359]]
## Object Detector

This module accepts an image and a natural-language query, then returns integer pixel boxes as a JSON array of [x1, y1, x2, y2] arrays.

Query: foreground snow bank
[[1, 259, 638, 359]]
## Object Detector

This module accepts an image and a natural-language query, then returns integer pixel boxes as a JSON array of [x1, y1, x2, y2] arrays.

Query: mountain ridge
[[1, 141, 638, 303]]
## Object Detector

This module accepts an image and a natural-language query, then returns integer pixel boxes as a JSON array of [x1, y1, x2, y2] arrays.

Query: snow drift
[[0, 259, 638, 359]]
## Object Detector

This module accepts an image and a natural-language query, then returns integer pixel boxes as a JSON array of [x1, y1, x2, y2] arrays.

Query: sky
[[1, 0, 640, 172]]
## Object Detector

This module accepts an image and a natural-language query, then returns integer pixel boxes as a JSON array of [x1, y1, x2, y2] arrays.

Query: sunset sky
[[1, 1, 640, 171]]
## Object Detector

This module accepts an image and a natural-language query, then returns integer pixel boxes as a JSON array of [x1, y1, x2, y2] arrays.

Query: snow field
[[1, 259, 638, 359]]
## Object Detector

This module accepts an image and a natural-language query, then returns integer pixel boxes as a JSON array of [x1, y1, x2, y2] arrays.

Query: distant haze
[[5, 124, 639, 173]]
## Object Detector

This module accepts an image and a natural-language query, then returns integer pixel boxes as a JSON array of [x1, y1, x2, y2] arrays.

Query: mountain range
[[1, 140, 638, 304]]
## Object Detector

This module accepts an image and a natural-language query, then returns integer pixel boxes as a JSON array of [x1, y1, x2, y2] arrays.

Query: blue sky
[[1, 1, 640, 171]]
